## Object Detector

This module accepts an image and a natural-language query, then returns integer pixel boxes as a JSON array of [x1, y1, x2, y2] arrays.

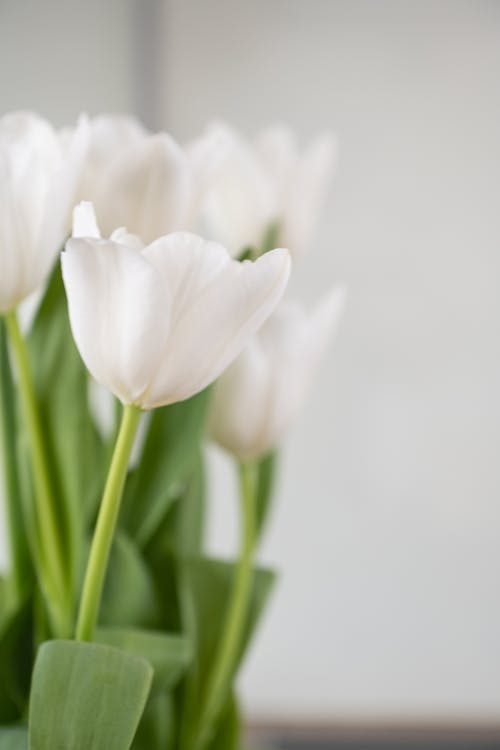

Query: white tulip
[[209, 287, 346, 461], [72, 114, 147, 202], [76, 115, 228, 244], [62, 203, 291, 410], [0, 111, 88, 314], [203, 123, 337, 259]]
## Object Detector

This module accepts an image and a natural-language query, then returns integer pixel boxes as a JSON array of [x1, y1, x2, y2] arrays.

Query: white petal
[[0, 152, 24, 312], [307, 284, 347, 367], [37, 114, 89, 287], [77, 114, 148, 202], [210, 285, 346, 459], [94, 133, 191, 242], [109, 227, 145, 251], [255, 124, 296, 213], [203, 125, 274, 255], [141, 236, 291, 408], [185, 125, 232, 227], [62, 237, 169, 405], [209, 339, 272, 461], [281, 133, 338, 257], [0, 111, 79, 311], [72, 201, 101, 238], [142, 232, 229, 317]]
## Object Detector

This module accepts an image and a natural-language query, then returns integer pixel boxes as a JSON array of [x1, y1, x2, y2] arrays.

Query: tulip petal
[[202, 124, 274, 254], [141, 235, 290, 408], [0, 111, 79, 311], [95, 133, 191, 242], [0, 152, 25, 312], [72, 201, 101, 238], [62, 237, 169, 405], [281, 133, 337, 256], [209, 340, 272, 461], [39, 114, 89, 270]]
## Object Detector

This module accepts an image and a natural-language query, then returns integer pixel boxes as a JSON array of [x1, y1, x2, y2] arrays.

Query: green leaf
[[121, 389, 211, 548], [131, 692, 175, 750], [206, 693, 240, 750], [0, 598, 33, 722], [178, 557, 275, 746], [29, 639, 153, 750], [148, 449, 206, 560], [174, 450, 206, 556], [0, 727, 27, 750], [28, 263, 105, 589], [95, 627, 192, 693], [255, 452, 278, 541], [99, 532, 160, 629]]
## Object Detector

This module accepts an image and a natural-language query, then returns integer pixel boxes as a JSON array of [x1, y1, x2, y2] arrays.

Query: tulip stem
[[4, 310, 69, 631], [75, 403, 141, 642], [194, 460, 257, 750]]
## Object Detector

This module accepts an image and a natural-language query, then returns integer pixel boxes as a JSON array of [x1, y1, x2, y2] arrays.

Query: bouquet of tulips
[[0, 112, 344, 750]]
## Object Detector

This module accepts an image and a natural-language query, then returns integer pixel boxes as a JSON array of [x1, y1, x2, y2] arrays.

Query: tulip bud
[[203, 122, 337, 259], [0, 111, 88, 313], [75, 115, 230, 244], [209, 287, 346, 461]]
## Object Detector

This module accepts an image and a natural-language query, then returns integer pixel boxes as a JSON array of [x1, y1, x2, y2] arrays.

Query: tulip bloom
[[62, 204, 291, 409], [203, 123, 337, 258], [0, 111, 87, 313], [75, 115, 228, 243], [209, 287, 346, 461]]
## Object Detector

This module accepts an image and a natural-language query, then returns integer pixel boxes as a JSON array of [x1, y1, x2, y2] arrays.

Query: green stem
[[4, 312, 66, 614], [0, 320, 31, 604], [75, 403, 141, 642], [194, 461, 257, 750]]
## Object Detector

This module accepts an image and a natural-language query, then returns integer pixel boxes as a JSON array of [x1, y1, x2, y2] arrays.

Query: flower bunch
[[0, 112, 344, 750]]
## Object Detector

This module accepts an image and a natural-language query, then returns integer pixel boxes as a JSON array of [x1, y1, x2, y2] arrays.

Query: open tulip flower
[[0, 111, 87, 313], [75, 114, 229, 243], [62, 202, 291, 409], [203, 122, 337, 259], [210, 286, 347, 461]]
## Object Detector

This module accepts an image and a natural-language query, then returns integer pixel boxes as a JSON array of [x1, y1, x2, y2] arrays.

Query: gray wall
[[0, 0, 136, 124], [160, 0, 500, 723]]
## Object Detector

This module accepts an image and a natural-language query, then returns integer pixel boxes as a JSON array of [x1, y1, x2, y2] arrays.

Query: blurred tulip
[[75, 114, 228, 243], [203, 123, 337, 258], [0, 111, 87, 313], [209, 286, 346, 461], [62, 203, 291, 409]]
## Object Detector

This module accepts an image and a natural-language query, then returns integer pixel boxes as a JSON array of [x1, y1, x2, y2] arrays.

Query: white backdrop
[[159, 0, 500, 722], [0, 0, 499, 726]]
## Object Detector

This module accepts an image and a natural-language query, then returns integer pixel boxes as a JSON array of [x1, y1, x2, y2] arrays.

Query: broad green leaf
[[29, 640, 153, 750], [28, 263, 105, 590], [255, 452, 278, 541], [206, 693, 240, 750], [95, 627, 192, 692], [99, 532, 160, 629], [0, 727, 27, 750], [173, 450, 206, 556], [182, 557, 275, 683], [0, 598, 33, 722], [131, 692, 174, 750], [0, 321, 32, 602], [121, 389, 211, 548], [178, 557, 275, 746], [148, 449, 206, 559]]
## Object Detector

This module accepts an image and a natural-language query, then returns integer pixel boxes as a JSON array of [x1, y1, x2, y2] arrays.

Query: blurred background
[[1, 0, 500, 743]]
